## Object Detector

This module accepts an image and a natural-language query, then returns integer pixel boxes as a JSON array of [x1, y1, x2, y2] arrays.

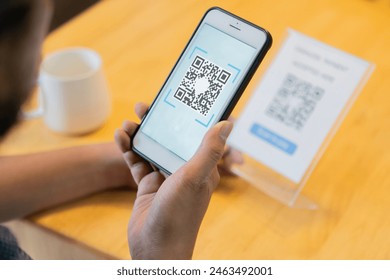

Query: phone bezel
[[132, 7, 272, 175]]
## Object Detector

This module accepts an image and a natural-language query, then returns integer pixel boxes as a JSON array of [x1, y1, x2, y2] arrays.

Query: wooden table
[[1, 0, 389, 259]]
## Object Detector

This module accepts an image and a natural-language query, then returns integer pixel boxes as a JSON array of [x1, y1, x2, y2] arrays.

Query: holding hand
[[115, 103, 233, 259]]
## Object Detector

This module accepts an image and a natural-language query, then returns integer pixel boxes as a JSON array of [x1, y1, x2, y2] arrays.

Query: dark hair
[[0, 2, 30, 36], [0, 0, 34, 138], [0, 95, 22, 137]]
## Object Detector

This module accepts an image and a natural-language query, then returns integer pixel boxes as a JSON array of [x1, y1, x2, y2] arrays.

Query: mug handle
[[22, 89, 44, 119]]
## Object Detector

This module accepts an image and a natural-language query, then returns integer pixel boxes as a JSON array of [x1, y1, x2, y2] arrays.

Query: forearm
[[0, 142, 133, 223]]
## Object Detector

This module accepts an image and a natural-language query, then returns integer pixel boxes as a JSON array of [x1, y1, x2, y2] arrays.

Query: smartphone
[[132, 7, 272, 175]]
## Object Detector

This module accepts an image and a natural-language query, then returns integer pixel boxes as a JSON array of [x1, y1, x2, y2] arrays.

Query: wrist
[[91, 142, 135, 190]]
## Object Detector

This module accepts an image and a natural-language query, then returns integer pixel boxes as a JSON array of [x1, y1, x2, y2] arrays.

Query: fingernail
[[219, 121, 233, 140]]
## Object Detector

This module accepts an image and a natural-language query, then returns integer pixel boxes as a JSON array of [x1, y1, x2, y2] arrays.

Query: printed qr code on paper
[[173, 55, 231, 116], [265, 74, 325, 131]]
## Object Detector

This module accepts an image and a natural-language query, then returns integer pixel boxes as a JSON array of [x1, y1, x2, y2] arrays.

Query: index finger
[[114, 120, 154, 184], [135, 102, 149, 120]]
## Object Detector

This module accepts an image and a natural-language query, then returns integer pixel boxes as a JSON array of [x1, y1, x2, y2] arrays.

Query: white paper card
[[229, 30, 373, 183]]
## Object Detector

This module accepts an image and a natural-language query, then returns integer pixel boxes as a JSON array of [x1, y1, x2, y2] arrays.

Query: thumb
[[184, 121, 233, 178]]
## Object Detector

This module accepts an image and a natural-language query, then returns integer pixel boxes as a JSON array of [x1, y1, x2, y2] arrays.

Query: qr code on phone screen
[[173, 55, 231, 116], [265, 74, 325, 131]]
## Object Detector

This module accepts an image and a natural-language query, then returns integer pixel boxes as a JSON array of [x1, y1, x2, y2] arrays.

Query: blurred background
[[50, 0, 98, 31]]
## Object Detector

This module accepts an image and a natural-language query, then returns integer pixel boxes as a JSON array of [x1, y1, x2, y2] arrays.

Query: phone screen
[[140, 22, 258, 161]]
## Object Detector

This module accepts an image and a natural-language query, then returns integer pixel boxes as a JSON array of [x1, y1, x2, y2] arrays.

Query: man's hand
[[115, 103, 233, 259]]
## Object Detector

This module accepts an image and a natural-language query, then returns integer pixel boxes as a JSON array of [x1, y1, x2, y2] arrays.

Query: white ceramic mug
[[25, 48, 111, 134]]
